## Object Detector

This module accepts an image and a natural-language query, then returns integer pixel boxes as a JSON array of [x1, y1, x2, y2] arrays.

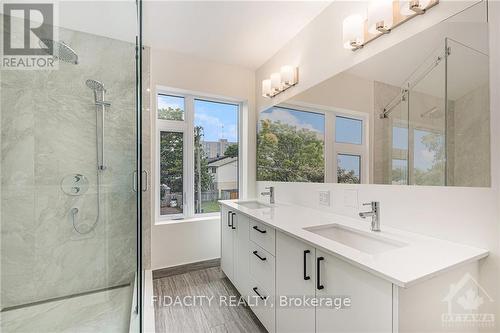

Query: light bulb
[[270, 73, 282, 92], [280, 66, 295, 86], [343, 14, 365, 50], [262, 79, 272, 97], [367, 0, 394, 34]]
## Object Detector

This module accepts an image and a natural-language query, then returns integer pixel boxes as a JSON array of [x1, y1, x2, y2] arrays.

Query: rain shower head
[[86, 79, 106, 92], [39, 39, 79, 65]]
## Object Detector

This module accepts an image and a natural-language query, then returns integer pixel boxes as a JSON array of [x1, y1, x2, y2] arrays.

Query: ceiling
[[143, 1, 332, 69], [12, 1, 331, 70]]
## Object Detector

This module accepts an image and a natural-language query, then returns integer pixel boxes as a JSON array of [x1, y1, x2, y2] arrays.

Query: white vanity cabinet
[[276, 232, 316, 333], [234, 213, 250, 296], [221, 206, 236, 282], [220, 202, 487, 333], [315, 250, 393, 333], [277, 232, 393, 333]]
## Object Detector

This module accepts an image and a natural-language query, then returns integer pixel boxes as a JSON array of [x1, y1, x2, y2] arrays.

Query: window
[[336, 116, 362, 144], [158, 94, 184, 121], [194, 99, 239, 214], [333, 114, 367, 183], [159, 131, 184, 216], [337, 154, 361, 184], [391, 126, 409, 184], [156, 90, 241, 220], [257, 106, 325, 183], [392, 159, 408, 185]]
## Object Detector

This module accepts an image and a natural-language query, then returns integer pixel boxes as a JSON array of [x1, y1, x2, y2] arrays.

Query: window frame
[[155, 86, 243, 223]]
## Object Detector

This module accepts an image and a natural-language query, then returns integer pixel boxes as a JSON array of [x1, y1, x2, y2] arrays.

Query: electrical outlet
[[319, 191, 330, 206]]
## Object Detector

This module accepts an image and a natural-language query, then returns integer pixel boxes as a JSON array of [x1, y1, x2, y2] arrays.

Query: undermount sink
[[304, 224, 407, 255], [237, 201, 270, 210]]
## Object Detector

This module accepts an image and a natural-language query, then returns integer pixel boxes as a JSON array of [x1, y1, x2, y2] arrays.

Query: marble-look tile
[[1, 22, 138, 310], [0, 286, 132, 333]]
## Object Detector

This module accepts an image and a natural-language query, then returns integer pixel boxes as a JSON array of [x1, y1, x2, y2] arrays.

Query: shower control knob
[[61, 174, 89, 196]]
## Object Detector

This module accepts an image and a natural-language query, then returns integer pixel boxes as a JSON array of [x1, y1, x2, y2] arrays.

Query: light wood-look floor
[[153, 266, 268, 333]]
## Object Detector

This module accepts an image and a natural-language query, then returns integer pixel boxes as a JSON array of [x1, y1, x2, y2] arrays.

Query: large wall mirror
[[257, 1, 490, 187]]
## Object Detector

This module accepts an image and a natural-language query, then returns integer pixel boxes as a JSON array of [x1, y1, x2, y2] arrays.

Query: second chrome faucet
[[359, 201, 380, 232], [261, 186, 275, 204]]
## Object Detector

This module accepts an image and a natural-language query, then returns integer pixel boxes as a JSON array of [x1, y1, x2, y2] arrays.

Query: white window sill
[[155, 214, 221, 226]]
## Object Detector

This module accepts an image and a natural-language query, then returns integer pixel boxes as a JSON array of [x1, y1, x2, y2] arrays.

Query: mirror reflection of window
[[413, 129, 445, 186], [392, 126, 409, 184], [257, 106, 325, 183], [336, 116, 362, 145], [337, 154, 361, 184]]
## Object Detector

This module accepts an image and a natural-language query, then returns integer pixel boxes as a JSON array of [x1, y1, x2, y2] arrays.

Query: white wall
[[255, 0, 500, 329], [149, 48, 255, 269]]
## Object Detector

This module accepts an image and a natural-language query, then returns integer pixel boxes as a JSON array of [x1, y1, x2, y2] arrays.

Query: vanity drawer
[[249, 242, 275, 294], [250, 220, 275, 255], [249, 277, 275, 333]]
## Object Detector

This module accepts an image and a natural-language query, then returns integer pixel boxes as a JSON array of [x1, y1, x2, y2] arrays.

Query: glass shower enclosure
[[1, 2, 143, 332], [385, 37, 489, 187]]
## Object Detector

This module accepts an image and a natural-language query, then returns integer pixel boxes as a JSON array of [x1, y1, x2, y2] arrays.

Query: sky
[[157, 95, 238, 142], [194, 100, 238, 142]]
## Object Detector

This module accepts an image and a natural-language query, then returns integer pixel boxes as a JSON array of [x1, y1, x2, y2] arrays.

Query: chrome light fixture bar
[[343, 0, 439, 51], [262, 66, 299, 98]]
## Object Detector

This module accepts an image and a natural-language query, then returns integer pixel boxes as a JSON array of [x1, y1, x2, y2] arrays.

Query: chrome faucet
[[261, 186, 275, 204], [359, 201, 380, 232]]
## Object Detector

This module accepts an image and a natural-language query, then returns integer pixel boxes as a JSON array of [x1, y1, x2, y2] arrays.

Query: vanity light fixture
[[344, 0, 439, 51], [262, 66, 298, 98]]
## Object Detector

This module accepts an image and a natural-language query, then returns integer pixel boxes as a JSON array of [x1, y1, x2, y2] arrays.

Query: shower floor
[[0, 285, 132, 333]]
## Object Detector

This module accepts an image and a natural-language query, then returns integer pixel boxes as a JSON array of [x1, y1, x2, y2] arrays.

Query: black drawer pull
[[317, 256, 324, 290], [227, 211, 232, 228], [253, 250, 267, 261], [303, 250, 311, 280], [231, 212, 236, 229], [252, 287, 267, 300], [253, 225, 267, 234]]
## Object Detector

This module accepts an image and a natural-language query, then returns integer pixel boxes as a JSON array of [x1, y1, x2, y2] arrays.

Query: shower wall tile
[[1, 23, 137, 308], [453, 84, 490, 187]]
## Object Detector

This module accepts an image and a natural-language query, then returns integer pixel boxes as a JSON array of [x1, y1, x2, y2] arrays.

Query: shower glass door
[[1, 2, 142, 332], [407, 45, 447, 186]]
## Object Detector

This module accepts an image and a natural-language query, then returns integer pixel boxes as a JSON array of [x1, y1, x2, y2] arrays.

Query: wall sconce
[[343, 0, 439, 51], [262, 66, 298, 98]]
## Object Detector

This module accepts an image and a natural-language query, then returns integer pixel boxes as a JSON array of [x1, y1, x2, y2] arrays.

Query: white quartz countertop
[[219, 199, 489, 288]]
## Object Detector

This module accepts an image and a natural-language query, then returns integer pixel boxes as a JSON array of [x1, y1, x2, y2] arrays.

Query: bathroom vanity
[[219, 200, 488, 333]]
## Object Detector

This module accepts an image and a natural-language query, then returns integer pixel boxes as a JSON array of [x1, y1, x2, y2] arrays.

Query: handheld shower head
[[85, 79, 106, 92]]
